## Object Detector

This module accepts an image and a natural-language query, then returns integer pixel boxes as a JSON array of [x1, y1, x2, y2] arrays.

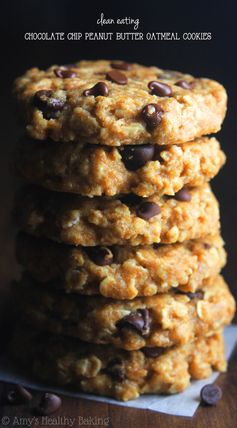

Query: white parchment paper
[[0, 325, 236, 417]]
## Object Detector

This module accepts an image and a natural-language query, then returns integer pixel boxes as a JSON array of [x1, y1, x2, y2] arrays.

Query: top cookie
[[14, 60, 227, 146]]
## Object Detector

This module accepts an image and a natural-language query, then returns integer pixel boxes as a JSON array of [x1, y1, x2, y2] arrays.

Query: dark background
[[1, 0, 237, 298]]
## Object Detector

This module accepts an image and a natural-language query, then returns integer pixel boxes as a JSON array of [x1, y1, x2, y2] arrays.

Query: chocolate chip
[[200, 384, 222, 406], [6, 385, 32, 404], [158, 70, 183, 80], [153, 146, 165, 162], [116, 308, 151, 336], [34, 89, 53, 102], [104, 358, 125, 381], [141, 347, 164, 358], [175, 80, 193, 89], [111, 62, 132, 71], [36, 393, 62, 415], [136, 202, 161, 220], [54, 68, 77, 78], [187, 291, 204, 300], [120, 145, 155, 171], [148, 81, 172, 97], [141, 104, 164, 130], [174, 188, 192, 202], [87, 246, 114, 266], [203, 242, 212, 249], [153, 243, 161, 249], [106, 70, 128, 85], [33, 90, 66, 119], [83, 82, 109, 97]]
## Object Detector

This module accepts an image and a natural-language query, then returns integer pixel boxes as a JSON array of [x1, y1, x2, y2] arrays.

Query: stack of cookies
[[11, 60, 235, 401]]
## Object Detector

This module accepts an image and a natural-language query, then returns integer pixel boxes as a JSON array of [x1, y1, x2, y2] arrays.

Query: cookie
[[13, 60, 227, 146], [9, 326, 226, 401], [16, 233, 226, 299], [15, 184, 220, 246], [15, 136, 225, 197], [13, 275, 235, 351]]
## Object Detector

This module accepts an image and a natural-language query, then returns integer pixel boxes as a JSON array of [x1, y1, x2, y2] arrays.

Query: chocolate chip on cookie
[[120, 145, 155, 170], [111, 62, 132, 71], [158, 70, 183, 80], [153, 146, 166, 162], [148, 81, 172, 97], [186, 291, 204, 300], [116, 308, 151, 336], [175, 80, 193, 89], [103, 358, 125, 381], [141, 103, 164, 129], [54, 68, 77, 78], [83, 82, 109, 97], [136, 201, 161, 220], [203, 242, 212, 249], [174, 188, 192, 202], [141, 347, 164, 358], [106, 70, 128, 85], [33, 90, 66, 119], [86, 246, 114, 266]]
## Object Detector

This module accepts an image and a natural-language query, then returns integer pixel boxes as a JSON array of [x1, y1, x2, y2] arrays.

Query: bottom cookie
[[9, 327, 226, 401]]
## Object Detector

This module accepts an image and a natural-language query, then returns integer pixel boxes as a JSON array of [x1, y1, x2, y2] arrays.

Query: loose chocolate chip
[[54, 68, 77, 78], [141, 103, 164, 130], [174, 188, 192, 202], [6, 385, 32, 404], [119, 194, 142, 206], [175, 80, 193, 89], [200, 384, 222, 406], [111, 62, 132, 71], [83, 82, 109, 97], [120, 145, 155, 171], [148, 81, 172, 97], [136, 201, 161, 220], [106, 70, 128, 85], [116, 308, 151, 336], [187, 291, 204, 300], [36, 393, 62, 415], [33, 90, 66, 119], [87, 246, 114, 266], [141, 347, 164, 358], [104, 358, 125, 381]]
